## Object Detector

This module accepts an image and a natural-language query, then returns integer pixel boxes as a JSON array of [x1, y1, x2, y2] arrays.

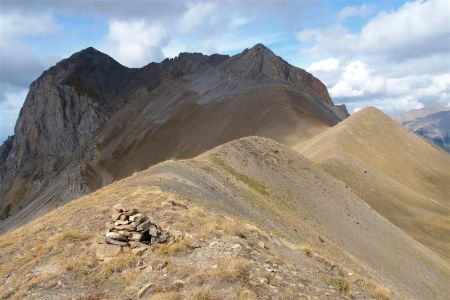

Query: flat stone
[[117, 230, 131, 236], [136, 219, 152, 231], [131, 246, 147, 256], [129, 232, 143, 241], [137, 283, 154, 298], [258, 241, 265, 249], [106, 231, 128, 241], [119, 214, 128, 221], [148, 225, 158, 236], [115, 224, 132, 231], [158, 233, 168, 243], [106, 237, 127, 246], [135, 215, 149, 226], [129, 213, 143, 222], [96, 244, 122, 260], [115, 220, 130, 226]]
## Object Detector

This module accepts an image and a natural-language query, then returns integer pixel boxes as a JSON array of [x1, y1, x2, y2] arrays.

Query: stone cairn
[[97, 203, 169, 261]]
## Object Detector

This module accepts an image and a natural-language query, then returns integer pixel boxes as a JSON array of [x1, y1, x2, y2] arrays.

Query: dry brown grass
[[97, 252, 137, 281], [236, 287, 258, 300], [364, 280, 391, 300], [188, 287, 215, 300], [298, 244, 313, 257], [322, 274, 351, 295], [193, 257, 250, 285], [156, 238, 192, 256], [151, 291, 182, 300]]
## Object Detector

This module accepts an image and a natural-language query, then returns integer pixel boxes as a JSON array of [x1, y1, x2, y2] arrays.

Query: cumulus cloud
[[325, 60, 450, 114], [300, 0, 450, 114], [104, 20, 170, 67], [0, 12, 61, 40], [299, 0, 450, 61], [180, 2, 216, 32], [339, 3, 375, 20], [307, 58, 340, 72]]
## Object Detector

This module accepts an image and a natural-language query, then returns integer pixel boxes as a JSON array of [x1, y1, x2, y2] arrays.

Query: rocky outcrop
[[0, 43, 348, 229], [0, 48, 139, 220]]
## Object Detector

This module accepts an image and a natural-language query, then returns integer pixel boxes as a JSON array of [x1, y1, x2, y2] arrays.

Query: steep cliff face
[[0, 48, 137, 219], [0, 43, 348, 228]]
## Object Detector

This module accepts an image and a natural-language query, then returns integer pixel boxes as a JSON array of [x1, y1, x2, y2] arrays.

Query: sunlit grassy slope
[[298, 107, 450, 261]]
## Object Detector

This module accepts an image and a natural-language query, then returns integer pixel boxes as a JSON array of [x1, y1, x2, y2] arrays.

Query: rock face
[[0, 43, 348, 229]]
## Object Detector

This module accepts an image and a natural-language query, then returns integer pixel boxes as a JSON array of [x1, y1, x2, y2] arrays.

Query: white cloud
[[0, 12, 61, 41], [298, 1, 450, 114], [359, 0, 450, 59], [339, 3, 375, 20], [307, 58, 340, 72], [0, 12, 61, 104], [180, 2, 216, 32], [0, 89, 28, 140], [104, 19, 170, 67], [347, 96, 424, 114], [298, 0, 450, 61], [328, 59, 449, 114]]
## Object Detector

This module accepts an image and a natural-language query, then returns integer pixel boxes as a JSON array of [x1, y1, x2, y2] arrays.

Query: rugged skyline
[[1, 0, 449, 142]]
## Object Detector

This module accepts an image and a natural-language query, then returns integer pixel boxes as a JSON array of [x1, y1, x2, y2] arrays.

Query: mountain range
[[0, 44, 449, 299], [393, 104, 450, 152]]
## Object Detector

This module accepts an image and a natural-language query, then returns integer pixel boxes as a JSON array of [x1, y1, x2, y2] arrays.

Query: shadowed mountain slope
[[0, 44, 348, 231], [298, 107, 450, 261], [1, 137, 448, 299]]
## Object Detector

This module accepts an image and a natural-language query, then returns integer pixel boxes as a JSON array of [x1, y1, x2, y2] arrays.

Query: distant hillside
[[299, 108, 450, 261], [393, 105, 450, 152], [0, 44, 348, 229]]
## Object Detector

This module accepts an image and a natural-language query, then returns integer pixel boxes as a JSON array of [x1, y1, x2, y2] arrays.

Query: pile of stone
[[97, 204, 170, 261], [103, 203, 169, 247]]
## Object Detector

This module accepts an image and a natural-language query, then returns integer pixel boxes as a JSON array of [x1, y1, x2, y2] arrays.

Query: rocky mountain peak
[[0, 44, 347, 224], [220, 43, 333, 106]]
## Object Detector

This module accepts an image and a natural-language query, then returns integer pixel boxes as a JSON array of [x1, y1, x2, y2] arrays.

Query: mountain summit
[[0, 44, 348, 228]]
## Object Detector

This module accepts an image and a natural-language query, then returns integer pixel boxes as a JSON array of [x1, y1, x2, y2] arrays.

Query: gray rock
[[136, 220, 152, 231], [115, 220, 130, 226], [106, 231, 128, 241], [129, 232, 143, 241], [148, 225, 158, 237], [105, 237, 127, 246]]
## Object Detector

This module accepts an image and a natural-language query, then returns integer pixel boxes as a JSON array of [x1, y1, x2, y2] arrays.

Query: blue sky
[[1, 0, 449, 142]]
